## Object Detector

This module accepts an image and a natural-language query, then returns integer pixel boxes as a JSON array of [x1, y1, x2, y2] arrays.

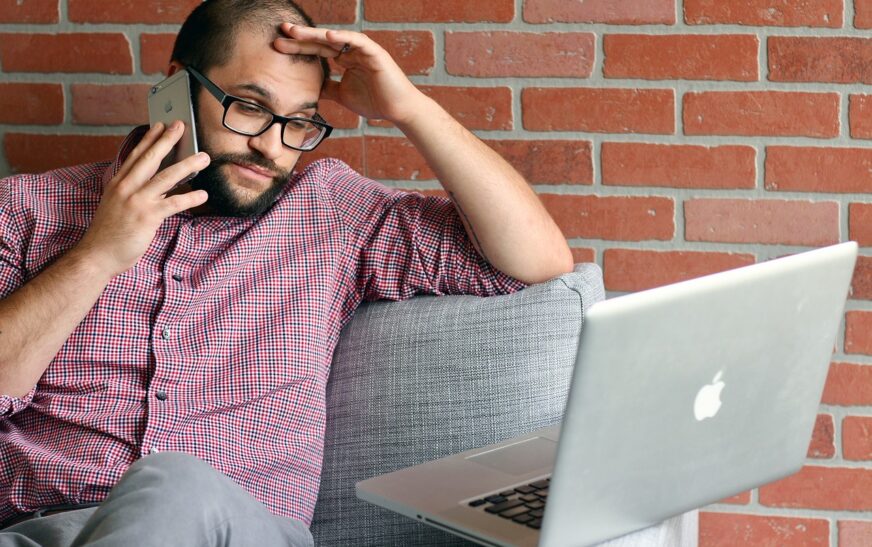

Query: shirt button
[[150, 447, 160, 455], [172, 274, 183, 282], [155, 390, 168, 401], [161, 328, 170, 340]]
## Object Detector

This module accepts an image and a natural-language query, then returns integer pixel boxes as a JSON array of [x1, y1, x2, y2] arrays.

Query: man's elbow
[[514, 248, 576, 285]]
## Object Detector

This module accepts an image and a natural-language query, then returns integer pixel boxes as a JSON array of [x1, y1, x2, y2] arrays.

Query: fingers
[[276, 24, 371, 57], [113, 120, 186, 193], [273, 38, 344, 59], [161, 189, 209, 217], [112, 122, 166, 183], [148, 151, 211, 196]]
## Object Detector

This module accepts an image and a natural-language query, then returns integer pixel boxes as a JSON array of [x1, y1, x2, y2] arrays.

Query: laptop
[[356, 242, 858, 547]]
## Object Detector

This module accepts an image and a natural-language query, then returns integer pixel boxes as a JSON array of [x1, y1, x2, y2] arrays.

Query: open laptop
[[356, 242, 858, 547]]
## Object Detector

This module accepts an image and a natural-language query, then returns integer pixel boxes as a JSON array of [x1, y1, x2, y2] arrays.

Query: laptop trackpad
[[466, 437, 557, 476]]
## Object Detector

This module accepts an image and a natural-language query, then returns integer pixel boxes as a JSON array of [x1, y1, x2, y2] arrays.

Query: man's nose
[[249, 123, 284, 160]]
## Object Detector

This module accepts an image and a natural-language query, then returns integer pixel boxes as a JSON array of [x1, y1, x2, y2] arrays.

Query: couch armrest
[[311, 264, 604, 545]]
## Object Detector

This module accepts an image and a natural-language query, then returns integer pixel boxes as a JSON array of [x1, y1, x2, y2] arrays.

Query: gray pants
[[0, 452, 313, 547]]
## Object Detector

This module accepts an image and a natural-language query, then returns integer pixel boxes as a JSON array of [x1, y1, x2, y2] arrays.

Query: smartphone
[[147, 69, 199, 173]]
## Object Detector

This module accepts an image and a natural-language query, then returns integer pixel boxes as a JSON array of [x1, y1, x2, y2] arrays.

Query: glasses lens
[[284, 119, 325, 151], [224, 99, 327, 151], [225, 101, 272, 135]]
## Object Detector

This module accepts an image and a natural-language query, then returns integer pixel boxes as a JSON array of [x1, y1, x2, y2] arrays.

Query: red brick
[[570, 248, 596, 264], [485, 140, 592, 185], [849, 95, 872, 139], [523, 88, 674, 134], [685, 92, 839, 138], [699, 512, 829, 546], [0, 83, 63, 125], [365, 0, 512, 22], [364, 31, 434, 76], [604, 35, 758, 81], [720, 491, 752, 504], [68, 0, 200, 23], [808, 414, 835, 459], [141, 34, 175, 76], [765, 147, 872, 194], [822, 362, 872, 406], [0, 0, 58, 23], [685, 0, 842, 27], [524, 0, 675, 24], [760, 465, 872, 510], [5, 134, 126, 174], [446, 32, 594, 78], [603, 249, 755, 292], [71, 84, 150, 126], [769, 37, 872, 83], [853, 256, 872, 300], [369, 86, 512, 131], [363, 136, 593, 185], [844, 416, 872, 461], [840, 520, 872, 547], [364, 136, 433, 181], [294, 137, 363, 174], [539, 194, 675, 241], [602, 143, 755, 189], [846, 311, 872, 356], [0, 33, 132, 74], [295, 0, 357, 24], [316, 100, 359, 130], [857, 0, 872, 28], [850, 204, 872, 247], [685, 199, 840, 246]]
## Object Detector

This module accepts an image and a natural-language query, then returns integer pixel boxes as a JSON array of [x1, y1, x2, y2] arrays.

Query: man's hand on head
[[273, 24, 426, 126], [74, 121, 211, 278]]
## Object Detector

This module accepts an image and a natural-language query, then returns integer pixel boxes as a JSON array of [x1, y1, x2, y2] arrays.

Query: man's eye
[[237, 103, 263, 115]]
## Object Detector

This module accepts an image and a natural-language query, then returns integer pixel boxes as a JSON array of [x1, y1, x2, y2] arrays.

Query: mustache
[[210, 152, 289, 180]]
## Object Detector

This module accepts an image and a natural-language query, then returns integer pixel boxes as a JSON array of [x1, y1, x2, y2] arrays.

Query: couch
[[310, 263, 698, 546]]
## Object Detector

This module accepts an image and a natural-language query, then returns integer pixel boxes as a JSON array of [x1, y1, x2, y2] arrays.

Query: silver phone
[[147, 69, 199, 172]]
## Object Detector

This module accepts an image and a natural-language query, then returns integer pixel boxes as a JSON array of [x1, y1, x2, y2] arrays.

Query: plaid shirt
[[0, 127, 526, 526]]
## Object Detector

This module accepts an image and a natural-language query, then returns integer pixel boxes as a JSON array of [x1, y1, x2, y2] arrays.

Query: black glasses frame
[[185, 65, 333, 152]]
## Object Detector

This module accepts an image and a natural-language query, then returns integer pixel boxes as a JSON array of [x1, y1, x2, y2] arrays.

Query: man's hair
[[171, 0, 329, 86]]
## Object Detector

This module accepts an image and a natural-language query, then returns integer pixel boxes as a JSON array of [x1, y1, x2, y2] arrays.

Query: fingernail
[[171, 120, 183, 130]]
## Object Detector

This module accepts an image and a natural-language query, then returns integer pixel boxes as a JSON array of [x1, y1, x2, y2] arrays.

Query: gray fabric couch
[[310, 263, 697, 546]]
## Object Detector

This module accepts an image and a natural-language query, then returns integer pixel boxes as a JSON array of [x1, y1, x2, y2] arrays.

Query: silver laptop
[[356, 242, 858, 547]]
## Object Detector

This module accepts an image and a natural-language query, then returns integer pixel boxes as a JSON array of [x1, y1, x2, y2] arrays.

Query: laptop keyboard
[[467, 477, 549, 530]]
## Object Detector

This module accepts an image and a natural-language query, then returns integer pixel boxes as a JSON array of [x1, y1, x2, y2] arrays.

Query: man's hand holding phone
[[74, 121, 210, 278]]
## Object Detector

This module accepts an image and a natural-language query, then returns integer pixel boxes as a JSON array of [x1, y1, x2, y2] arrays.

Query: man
[[0, 0, 572, 544]]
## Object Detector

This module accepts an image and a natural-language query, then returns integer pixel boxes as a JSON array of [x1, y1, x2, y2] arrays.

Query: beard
[[188, 148, 292, 218]]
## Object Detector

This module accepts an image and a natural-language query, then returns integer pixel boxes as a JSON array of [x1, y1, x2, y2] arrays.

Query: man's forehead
[[229, 81, 319, 111], [211, 32, 323, 110]]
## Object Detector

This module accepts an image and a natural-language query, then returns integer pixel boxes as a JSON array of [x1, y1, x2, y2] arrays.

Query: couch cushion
[[311, 264, 604, 545]]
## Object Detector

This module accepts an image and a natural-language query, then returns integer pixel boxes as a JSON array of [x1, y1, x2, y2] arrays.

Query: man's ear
[[167, 61, 183, 76]]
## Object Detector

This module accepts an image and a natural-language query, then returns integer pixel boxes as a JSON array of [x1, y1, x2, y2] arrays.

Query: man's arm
[[275, 25, 574, 285], [0, 122, 209, 398]]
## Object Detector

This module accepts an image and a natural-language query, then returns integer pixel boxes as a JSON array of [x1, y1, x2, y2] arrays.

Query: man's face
[[188, 30, 324, 217]]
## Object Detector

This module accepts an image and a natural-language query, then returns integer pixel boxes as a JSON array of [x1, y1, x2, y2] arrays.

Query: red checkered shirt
[[0, 127, 526, 526]]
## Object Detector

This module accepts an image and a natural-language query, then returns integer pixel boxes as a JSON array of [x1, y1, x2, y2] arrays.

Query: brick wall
[[1, 0, 871, 545]]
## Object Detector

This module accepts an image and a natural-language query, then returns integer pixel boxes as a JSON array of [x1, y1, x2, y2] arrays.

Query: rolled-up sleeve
[[323, 160, 528, 302], [1, 386, 36, 417], [0, 176, 33, 417]]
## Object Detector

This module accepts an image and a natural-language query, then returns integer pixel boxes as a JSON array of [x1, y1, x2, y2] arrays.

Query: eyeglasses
[[186, 65, 333, 152]]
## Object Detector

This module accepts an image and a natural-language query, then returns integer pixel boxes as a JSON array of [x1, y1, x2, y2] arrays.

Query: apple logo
[[164, 101, 173, 113], [694, 370, 725, 421]]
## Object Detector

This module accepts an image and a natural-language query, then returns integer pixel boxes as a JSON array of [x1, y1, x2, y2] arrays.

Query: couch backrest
[[312, 263, 605, 545]]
